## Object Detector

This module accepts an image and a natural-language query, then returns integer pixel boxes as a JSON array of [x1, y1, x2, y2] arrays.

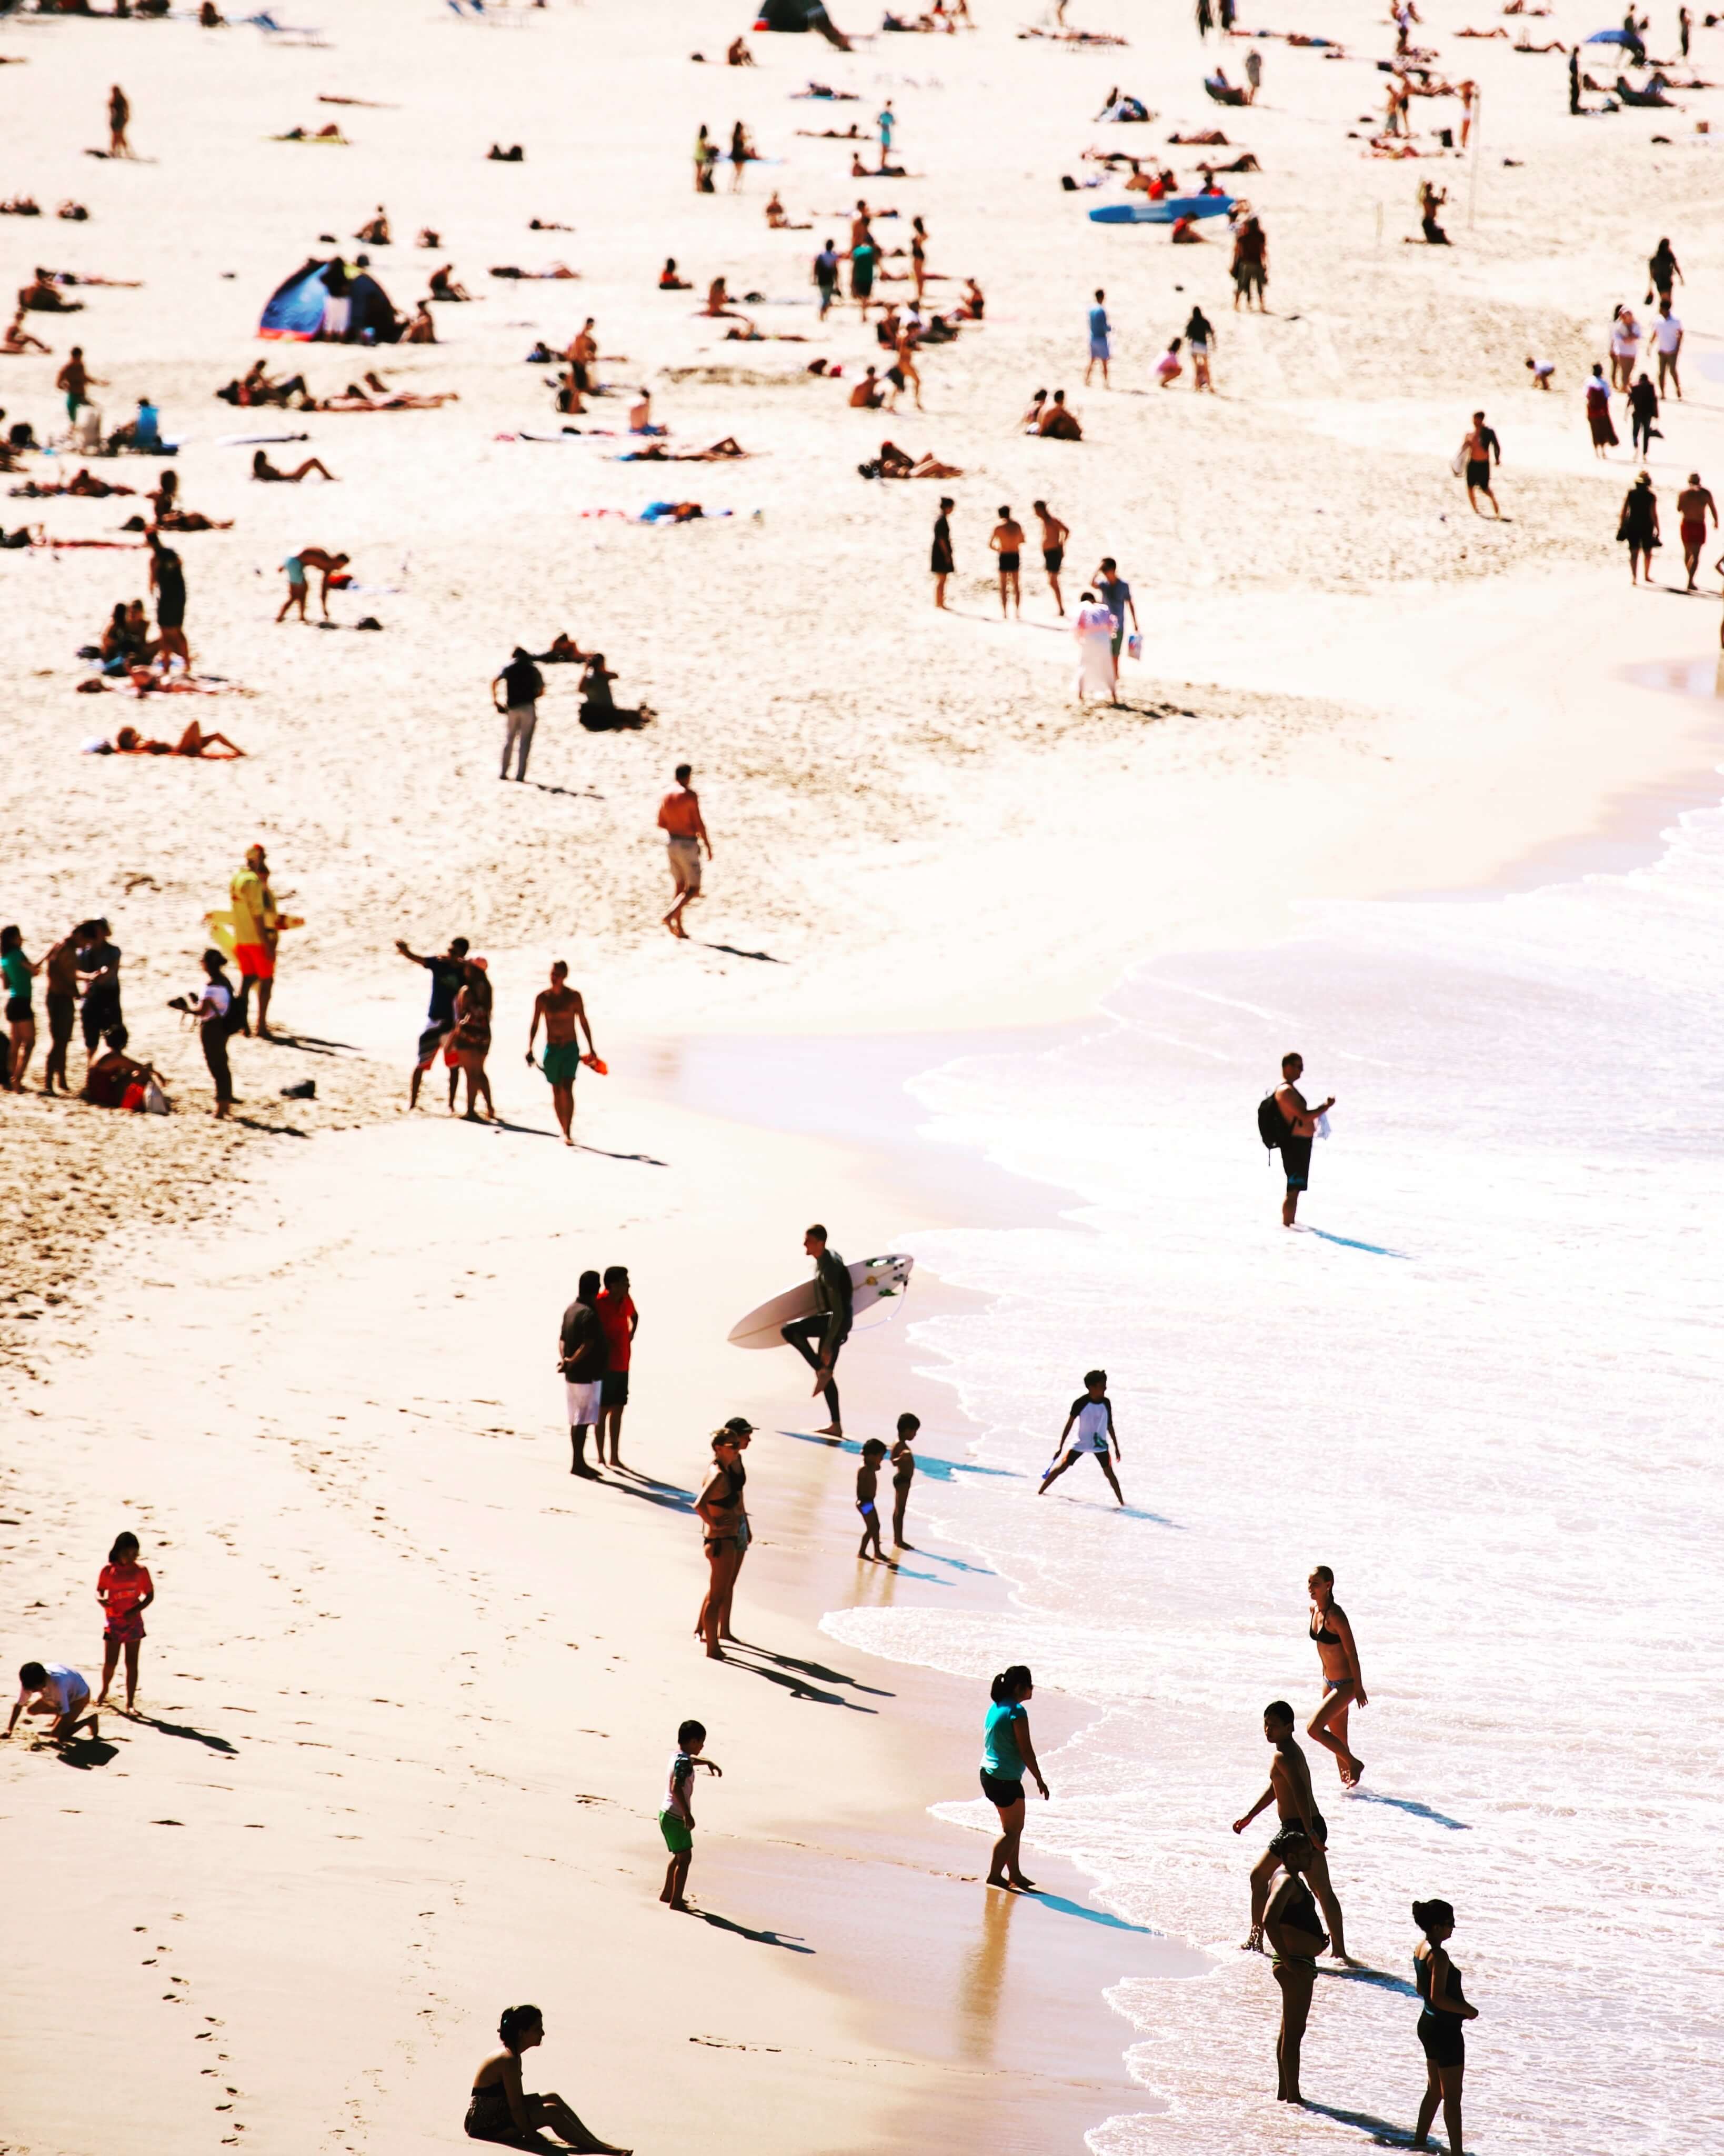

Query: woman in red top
[[96, 1531, 154, 1710], [595, 1265, 638, 1468]]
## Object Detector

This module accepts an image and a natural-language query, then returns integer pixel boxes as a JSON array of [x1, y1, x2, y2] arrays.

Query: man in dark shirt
[[492, 646, 545, 783], [76, 919, 122, 1060], [396, 934, 469, 1108], [780, 1223, 853, 1437], [559, 1267, 608, 1475]]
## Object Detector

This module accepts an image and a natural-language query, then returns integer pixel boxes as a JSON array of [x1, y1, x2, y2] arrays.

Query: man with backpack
[[1261, 1052, 1334, 1228]]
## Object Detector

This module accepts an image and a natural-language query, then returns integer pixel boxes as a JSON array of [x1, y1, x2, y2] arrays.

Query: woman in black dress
[[1619, 468, 1660, 584], [930, 495, 955, 608], [1411, 1899, 1477, 2152]]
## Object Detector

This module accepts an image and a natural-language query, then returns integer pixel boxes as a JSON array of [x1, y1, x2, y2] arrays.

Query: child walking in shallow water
[[856, 1439, 892, 1562], [96, 1531, 153, 1710], [658, 1718, 722, 1910]]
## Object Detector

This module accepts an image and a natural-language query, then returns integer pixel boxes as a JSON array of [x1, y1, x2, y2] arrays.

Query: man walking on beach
[[559, 1269, 608, 1475], [1094, 556, 1138, 670], [990, 506, 1025, 619], [1461, 411, 1501, 519], [781, 1224, 853, 1438], [1086, 289, 1111, 388], [1271, 1051, 1334, 1228], [56, 347, 102, 426], [658, 764, 713, 940], [230, 843, 278, 1039], [1232, 1701, 1350, 1960], [493, 645, 545, 782], [526, 958, 595, 1145], [1677, 472, 1716, 591], [1033, 500, 1069, 615], [397, 932, 469, 1108], [1654, 297, 1684, 400]]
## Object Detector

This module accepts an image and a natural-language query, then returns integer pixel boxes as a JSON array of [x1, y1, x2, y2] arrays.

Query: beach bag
[[1257, 1092, 1287, 1152], [144, 1079, 170, 1116]]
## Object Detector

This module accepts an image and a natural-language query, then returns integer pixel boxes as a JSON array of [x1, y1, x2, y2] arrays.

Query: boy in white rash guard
[[1038, 1368, 1124, 1505]]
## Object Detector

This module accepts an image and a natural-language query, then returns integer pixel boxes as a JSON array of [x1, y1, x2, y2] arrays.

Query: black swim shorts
[[979, 1770, 1024, 1808], [1281, 1136, 1312, 1192]]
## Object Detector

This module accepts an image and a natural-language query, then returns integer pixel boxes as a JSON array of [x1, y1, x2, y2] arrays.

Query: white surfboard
[[727, 1253, 914, 1350]]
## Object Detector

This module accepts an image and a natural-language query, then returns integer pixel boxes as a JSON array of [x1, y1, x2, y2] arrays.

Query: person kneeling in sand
[[5, 1660, 99, 1745], [404, 301, 437, 344], [849, 365, 885, 408], [465, 2004, 629, 2153]]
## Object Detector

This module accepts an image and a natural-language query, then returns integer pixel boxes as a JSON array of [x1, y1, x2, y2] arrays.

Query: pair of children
[[855, 1410, 919, 1561]]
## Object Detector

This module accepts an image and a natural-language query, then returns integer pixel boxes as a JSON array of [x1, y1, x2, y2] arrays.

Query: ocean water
[[823, 786, 1724, 2151]]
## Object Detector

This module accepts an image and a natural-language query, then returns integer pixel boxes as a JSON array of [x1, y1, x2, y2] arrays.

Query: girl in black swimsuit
[[1263, 1869, 1327, 2104], [695, 1420, 753, 1658], [466, 2004, 629, 2153], [1411, 1899, 1476, 2151]]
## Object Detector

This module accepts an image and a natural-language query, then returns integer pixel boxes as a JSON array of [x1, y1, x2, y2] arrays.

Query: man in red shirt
[[656, 764, 713, 940], [595, 1264, 638, 1467]]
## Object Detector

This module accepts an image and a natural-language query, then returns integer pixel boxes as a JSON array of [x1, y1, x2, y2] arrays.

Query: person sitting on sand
[[252, 449, 337, 483], [83, 1025, 155, 1110], [727, 33, 755, 62], [2, 309, 51, 355], [99, 601, 146, 667], [19, 271, 82, 314], [466, 2004, 629, 2154], [953, 277, 985, 320], [541, 631, 591, 664], [628, 389, 664, 434], [556, 368, 586, 416], [146, 468, 233, 532], [1037, 389, 1083, 440], [849, 366, 885, 408], [1170, 214, 1204, 243], [0, 196, 43, 218], [700, 276, 755, 333], [579, 653, 655, 728], [355, 204, 389, 245], [404, 301, 437, 344], [428, 264, 471, 302], [659, 257, 691, 290], [112, 719, 244, 757], [1021, 387, 1048, 431], [764, 190, 809, 229], [876, 440, 963, 478]]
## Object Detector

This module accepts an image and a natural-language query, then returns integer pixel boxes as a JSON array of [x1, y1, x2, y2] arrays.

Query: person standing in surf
[[1272, 1052, 1334, 1227], [855, 1440, 892, 1562], [889, 1411, 919, 1548], [980, 1665, 1048, 1890], [1038, 1369, 1124, 1504], [1306, 1565, 1367, 1786], [779, 1224, 852, 1436], [696, 1419, 753, 1658], [1234, 1701, 1350, 1960], [1411, 1897, 1477, 2152]]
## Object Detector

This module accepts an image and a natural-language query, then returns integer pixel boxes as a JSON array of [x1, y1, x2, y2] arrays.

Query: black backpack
[[1257, 1092, 1288, 1152]]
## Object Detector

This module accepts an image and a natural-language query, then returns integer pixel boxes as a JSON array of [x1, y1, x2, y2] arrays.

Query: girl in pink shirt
[[96, 1531, 155, 1710]]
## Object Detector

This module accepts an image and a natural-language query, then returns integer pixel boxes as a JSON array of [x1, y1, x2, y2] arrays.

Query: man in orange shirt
[[656, 764, 713, 940]]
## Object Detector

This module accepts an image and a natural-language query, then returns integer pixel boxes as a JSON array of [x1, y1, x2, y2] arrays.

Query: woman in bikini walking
[[1306, 1564, 1366, 1787]]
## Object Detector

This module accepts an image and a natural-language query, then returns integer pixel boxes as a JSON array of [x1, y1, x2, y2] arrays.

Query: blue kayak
[[1089, 194, 1235, 224]]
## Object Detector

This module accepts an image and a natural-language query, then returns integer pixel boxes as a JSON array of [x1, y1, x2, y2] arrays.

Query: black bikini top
[[1309, 1604, 1342, 1646]]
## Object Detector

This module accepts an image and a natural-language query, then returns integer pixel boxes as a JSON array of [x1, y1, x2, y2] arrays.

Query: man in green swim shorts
[[526, 959, 596, 1146]]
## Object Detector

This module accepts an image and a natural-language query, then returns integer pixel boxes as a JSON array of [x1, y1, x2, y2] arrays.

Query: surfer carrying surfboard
[[779, 1225, 853, 1437]]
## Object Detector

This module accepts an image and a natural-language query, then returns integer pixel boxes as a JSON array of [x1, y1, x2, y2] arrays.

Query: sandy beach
[[3, 0, 1722, 2150]]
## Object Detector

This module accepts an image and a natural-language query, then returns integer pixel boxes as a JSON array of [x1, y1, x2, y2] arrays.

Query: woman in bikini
[[466, 2004, 628, 2153], [251, 449, 338, 483], [1306, 1564, 1366, 1786], [1263, 1864, 1328, 2104], [695, 1420, 753, 1659]]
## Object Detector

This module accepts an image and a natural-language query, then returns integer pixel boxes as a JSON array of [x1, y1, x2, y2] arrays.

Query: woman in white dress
[[1074, 589, 1118, 703]]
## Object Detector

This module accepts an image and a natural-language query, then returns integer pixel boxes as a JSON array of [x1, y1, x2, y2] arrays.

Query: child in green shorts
[[659, 1717, 722, 1910]]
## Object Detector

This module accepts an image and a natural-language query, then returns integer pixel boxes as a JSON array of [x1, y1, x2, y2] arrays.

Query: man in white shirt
[[1653, 298, 1683, 398]]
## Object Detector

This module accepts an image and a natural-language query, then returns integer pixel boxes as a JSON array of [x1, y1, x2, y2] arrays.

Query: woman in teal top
[[1, 925, 42, 1090], [979, 1665, 1048, 1890]]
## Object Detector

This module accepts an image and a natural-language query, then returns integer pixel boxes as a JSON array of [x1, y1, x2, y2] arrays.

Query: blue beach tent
[[259, 257, 333, 341]]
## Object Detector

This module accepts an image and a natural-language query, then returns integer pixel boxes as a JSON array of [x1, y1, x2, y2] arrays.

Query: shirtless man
[[990, 505, 1026, 619], [526, 960, 595, 1145], [1032, 499, 1070, 616], [1461, 408, 1501, 518], [1232, 1701, 1351, 1960], [56, 345, 101, 424], [1677, 472, 1716, 591], [657, 763, 713, 939], [567, 317, 598, 394], [276, 547, 349, 622], [1272, 1051, 1333, 1227]]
